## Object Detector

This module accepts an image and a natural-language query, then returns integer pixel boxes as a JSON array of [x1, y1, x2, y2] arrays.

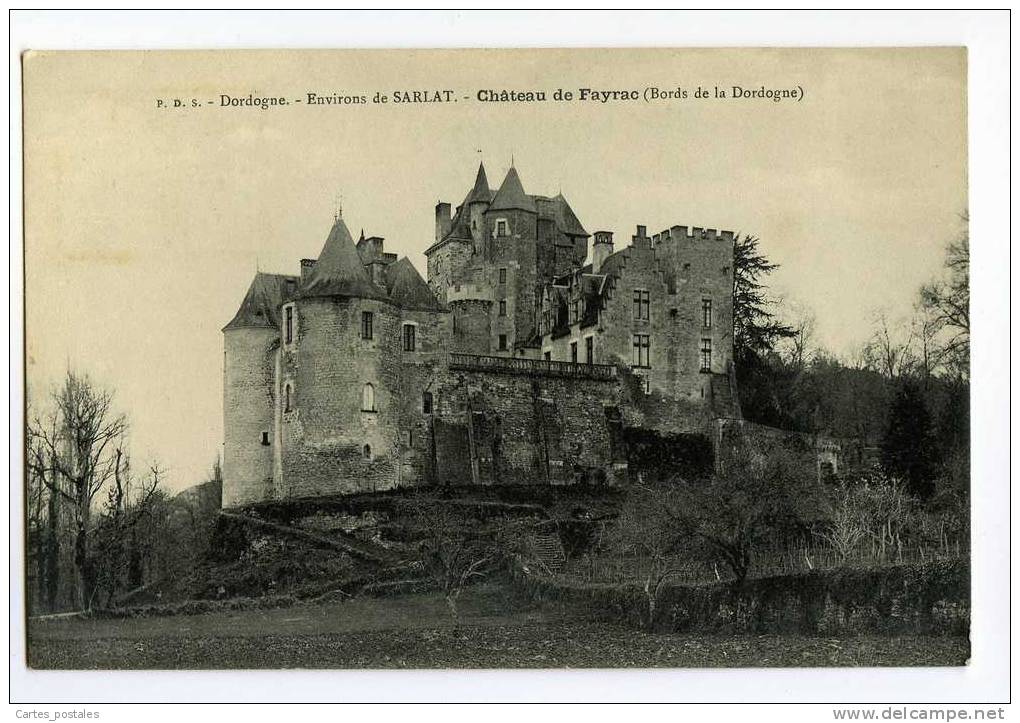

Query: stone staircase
[[527, 532, 566, 574], [711, 371, 741, 419]]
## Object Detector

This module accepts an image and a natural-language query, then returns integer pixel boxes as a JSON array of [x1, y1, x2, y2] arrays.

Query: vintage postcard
[[22, 47, 971, 676]]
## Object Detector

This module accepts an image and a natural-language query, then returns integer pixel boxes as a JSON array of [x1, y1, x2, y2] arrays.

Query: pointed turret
[[386, 257, 445, 311], [490, 166, 537, 214], [300, 216, 388, 300], [464, 162, 491, 206]]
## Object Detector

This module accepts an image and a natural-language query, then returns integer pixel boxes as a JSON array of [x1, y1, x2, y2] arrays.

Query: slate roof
[[223, 273, 298, 331], [599, 248, 630, 280], [534, 195, 588, 239], [386, 256, 445, 311], [300, 217, 389, 300], [489, 166, 538, 214], [464, 162, 491, 205]]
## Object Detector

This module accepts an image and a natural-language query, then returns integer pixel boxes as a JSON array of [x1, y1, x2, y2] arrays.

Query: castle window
[[403, 323, 416, 352], [570, 341, 578, 363], [585, 336, 594, 365], [284, 383, 292, 413], [633, 289, 650, 320], [495, 220, 509, 238], [499, 267, 507, 284], [700, 339, 712, 372], [499, 299, 507, 317], [632, 334, 650, 368], [362, 311, 374, 340], [284, 304, 295, 345], [544, 351, 551, 361], [260, 431, 270, 446], [361, 383, 376, 412], [643, 377, 652, 395], [422, 391, 433, 414], [363, 444, 372, 460], [702, 299, 712, 328], [571, 298, 581, 324], [498, 334, 508, 351]]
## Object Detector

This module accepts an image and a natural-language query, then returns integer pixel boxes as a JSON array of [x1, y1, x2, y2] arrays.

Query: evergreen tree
[[881, 380, 938, 499], [732, 235, 795, 423]]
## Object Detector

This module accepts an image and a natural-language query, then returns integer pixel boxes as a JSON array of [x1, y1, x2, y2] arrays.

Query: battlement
[[653, 226, 735, 244]]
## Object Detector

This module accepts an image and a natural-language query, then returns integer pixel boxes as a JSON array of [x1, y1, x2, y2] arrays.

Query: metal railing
[[448, 352, 618, 380]]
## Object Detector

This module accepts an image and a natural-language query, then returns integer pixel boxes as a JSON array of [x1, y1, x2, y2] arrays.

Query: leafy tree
[[881, 380, 938, 499]]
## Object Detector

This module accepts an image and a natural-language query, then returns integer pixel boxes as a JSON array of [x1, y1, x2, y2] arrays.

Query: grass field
[[27, 585, 969, 670]]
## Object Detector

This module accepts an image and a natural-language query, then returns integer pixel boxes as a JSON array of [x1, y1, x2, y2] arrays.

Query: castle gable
[[223, 272, 298, 332]]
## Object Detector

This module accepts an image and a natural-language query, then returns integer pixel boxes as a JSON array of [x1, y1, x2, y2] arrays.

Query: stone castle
[[222, 162, 741, 508]]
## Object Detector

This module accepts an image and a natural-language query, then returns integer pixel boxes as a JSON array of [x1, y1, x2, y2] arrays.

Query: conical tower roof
[[489, 165, 537, 214], [300, 216, 388, 300], [223, 273, 297, 331], [464, 162, 491, 205], [386, 257, 445, 311]]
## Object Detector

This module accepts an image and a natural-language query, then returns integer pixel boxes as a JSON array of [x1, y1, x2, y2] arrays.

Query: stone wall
[[426, 237, 472, 303], [714, 418, 842, 482], [431, 363, 623, 487]]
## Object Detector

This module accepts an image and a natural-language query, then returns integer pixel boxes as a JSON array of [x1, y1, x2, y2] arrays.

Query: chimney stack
[[592, 231, 614, 272], [435, 201, 452, 243]]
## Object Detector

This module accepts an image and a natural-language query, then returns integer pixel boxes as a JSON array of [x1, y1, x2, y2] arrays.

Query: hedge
[[510, 558, 969, 636]]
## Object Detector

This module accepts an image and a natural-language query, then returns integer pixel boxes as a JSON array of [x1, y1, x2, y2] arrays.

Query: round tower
[[281, 216, 397, 498], [222, 273, 293, 508]]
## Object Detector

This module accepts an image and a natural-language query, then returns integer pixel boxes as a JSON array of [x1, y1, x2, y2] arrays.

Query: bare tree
[[780, 303, 819, 371], [671, 445, 822, 587], [399, 494, 499, 625], [607, 485, 687, 628], [864, 311, 915, 380], [920, 218, 969, 380], [27, 370, 128, 610], [815, 482, 868, 562]]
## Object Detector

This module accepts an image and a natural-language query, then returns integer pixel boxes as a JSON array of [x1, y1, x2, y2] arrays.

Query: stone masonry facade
[[222, 163, 746, 508]]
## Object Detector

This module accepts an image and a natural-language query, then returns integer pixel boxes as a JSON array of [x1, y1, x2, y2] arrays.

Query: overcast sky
[[24, 48, 967, 491]]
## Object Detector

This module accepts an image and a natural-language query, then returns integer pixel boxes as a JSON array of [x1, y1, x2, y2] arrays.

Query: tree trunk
[[445, 591, 460, 626], [45, 490, 60, 612]]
